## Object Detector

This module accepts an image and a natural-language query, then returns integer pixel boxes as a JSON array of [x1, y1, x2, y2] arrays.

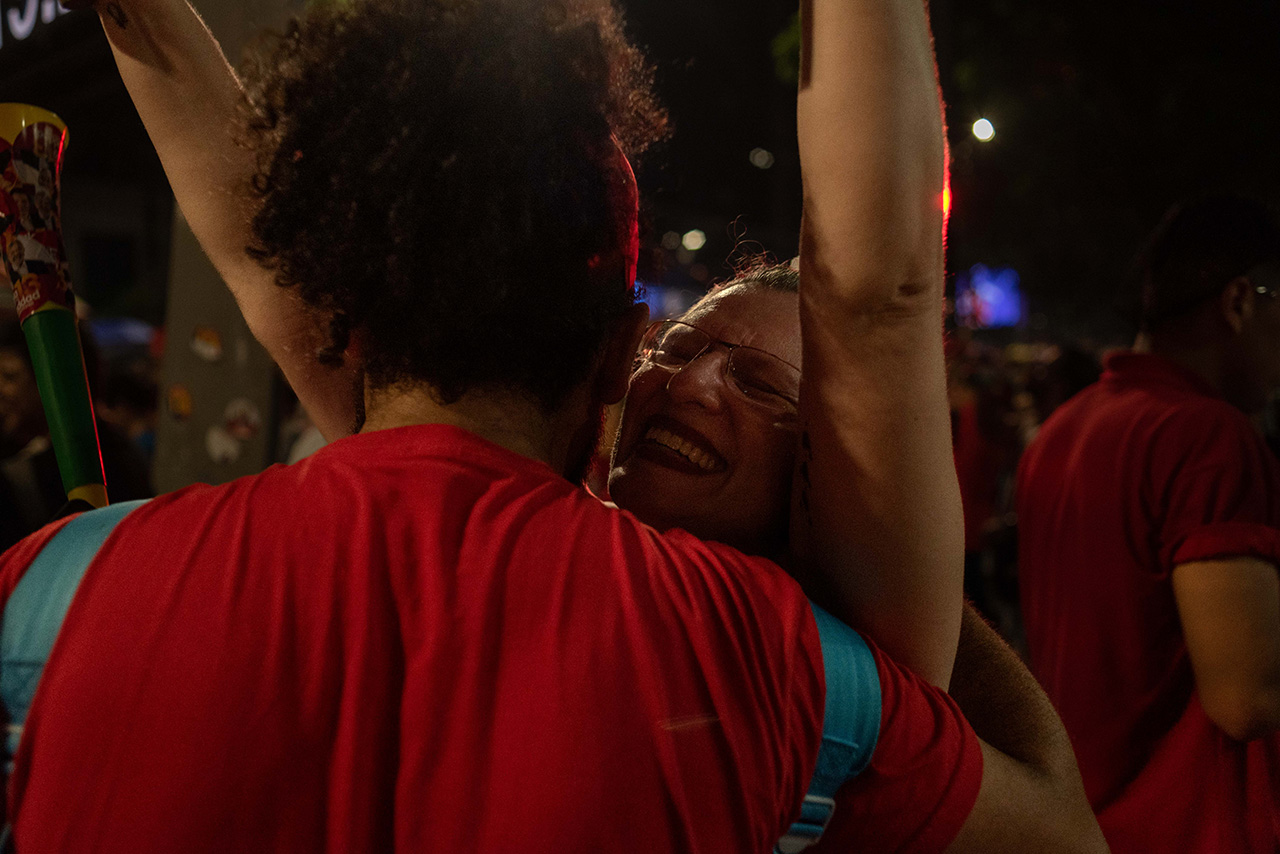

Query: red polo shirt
[[1017, 351, 1280, 852]]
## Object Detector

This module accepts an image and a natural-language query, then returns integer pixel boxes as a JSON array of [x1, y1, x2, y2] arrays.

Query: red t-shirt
[[815, 646, 983, 854], [1017, 352, 1280, 853], [0, 424, 980, 853]]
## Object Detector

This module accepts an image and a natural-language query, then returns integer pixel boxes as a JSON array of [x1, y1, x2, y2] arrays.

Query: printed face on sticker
[[34, 192, 53, 226], [13, 194, 32, 231], [6, 237, 24, 273]]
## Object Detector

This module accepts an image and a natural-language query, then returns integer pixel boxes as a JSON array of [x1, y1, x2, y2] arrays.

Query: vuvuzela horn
[[1, 104, 107, 509]]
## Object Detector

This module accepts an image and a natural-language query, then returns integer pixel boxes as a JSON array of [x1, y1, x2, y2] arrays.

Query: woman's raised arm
[[793, 0, 962, 688]]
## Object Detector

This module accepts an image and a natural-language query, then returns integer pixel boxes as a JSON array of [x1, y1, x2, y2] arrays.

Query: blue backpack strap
[[776, 602, 882, 854], [0, 500, 148, 771]]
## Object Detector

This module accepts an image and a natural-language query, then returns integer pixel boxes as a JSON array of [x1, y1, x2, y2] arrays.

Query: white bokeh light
[[972, 118, 995, 142], [682, 229, 707, 252]]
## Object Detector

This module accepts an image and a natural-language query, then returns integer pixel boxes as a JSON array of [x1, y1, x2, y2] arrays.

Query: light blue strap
[[776, 602, 882, 854], [0, 500, 148, 769]]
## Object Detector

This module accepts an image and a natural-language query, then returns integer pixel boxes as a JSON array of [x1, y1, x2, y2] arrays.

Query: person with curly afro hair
[[0, 0, 1103, 851], [236, 0, 666, 426]]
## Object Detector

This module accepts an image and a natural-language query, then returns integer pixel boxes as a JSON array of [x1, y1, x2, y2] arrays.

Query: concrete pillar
[[152, 0, 297, 492]]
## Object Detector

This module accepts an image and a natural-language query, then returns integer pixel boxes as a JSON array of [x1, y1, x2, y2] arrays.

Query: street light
[[682, 229, 707, 252]]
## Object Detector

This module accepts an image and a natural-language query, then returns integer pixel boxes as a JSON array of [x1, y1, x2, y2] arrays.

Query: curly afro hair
[[239, 0, 667, 410]]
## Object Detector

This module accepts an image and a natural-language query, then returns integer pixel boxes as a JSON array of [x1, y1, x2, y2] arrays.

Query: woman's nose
[[665, 349, 729, 410]]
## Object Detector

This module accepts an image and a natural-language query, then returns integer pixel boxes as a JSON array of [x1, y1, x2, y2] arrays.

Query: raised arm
[[84, 0, 360, 440], [792, 0, 962, 687]]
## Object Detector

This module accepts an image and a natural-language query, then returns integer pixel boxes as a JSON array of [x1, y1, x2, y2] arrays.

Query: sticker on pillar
[[223, 398, 261, 441], [167, 384, 193, 420], [206, 425, 241, 464], [191, 326, 223, 362]]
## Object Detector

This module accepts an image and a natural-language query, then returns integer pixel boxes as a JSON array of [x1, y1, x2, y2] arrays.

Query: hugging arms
[[84, 0, 1104, 847]]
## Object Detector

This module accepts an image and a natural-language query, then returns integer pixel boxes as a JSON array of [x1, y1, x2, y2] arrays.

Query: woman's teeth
[[644, 426, 718, 471]]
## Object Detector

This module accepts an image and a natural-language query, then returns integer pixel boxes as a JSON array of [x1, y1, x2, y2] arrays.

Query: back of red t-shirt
[[2, 424, 987, 852], [1017, 353, 1280, 852], [1, 426, 827, 853]]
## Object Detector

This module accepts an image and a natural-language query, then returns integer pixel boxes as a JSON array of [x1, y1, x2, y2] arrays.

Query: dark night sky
[[623, 0, 803, 297], [625, 0, 1280, 344], [3, 0, 1279, 344]]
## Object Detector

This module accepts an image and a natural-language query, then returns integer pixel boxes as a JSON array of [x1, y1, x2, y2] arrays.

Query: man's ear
[[1220, 276, 1255, 335], [596, 303, 650, 405]]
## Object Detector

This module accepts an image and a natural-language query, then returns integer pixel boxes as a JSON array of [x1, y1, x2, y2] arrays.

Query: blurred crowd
[[0, 309, 157, 550], [947, 329, 1105, 651]]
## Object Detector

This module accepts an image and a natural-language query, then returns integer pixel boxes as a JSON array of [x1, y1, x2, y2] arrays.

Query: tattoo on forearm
[[104, 2, 128, 28]]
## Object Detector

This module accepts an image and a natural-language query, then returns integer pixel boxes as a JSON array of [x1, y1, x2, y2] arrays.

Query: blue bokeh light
[[955, 264, 1024, 329]]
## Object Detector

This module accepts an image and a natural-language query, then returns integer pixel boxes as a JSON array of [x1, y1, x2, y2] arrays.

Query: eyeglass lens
[[644, 322, 798, 413]]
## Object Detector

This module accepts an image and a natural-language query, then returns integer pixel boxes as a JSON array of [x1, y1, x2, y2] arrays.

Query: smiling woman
[[609, 263, 800, 558]]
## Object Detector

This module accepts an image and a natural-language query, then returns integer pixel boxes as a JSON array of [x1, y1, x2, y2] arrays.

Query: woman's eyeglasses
[[637, 320, 800, 418]]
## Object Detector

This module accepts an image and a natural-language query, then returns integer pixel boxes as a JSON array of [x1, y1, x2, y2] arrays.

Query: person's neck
[[1132, 331, 1227, 395], [361, 384, 566, 471]]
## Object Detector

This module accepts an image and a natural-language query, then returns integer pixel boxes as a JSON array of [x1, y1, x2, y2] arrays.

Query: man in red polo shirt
[[1018, 195, 1280, 853]]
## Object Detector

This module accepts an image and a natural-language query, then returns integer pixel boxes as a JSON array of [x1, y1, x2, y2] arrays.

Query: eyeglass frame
[[635, 319, 801, 417]]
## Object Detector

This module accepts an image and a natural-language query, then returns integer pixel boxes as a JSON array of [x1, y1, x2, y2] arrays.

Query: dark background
[[626, 0, 1280, 343], [3, 0, 1279, 346]]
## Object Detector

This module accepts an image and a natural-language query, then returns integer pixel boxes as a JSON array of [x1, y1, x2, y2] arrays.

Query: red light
[[941, 179, 952, 218], [56, 129, 68, 175]]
